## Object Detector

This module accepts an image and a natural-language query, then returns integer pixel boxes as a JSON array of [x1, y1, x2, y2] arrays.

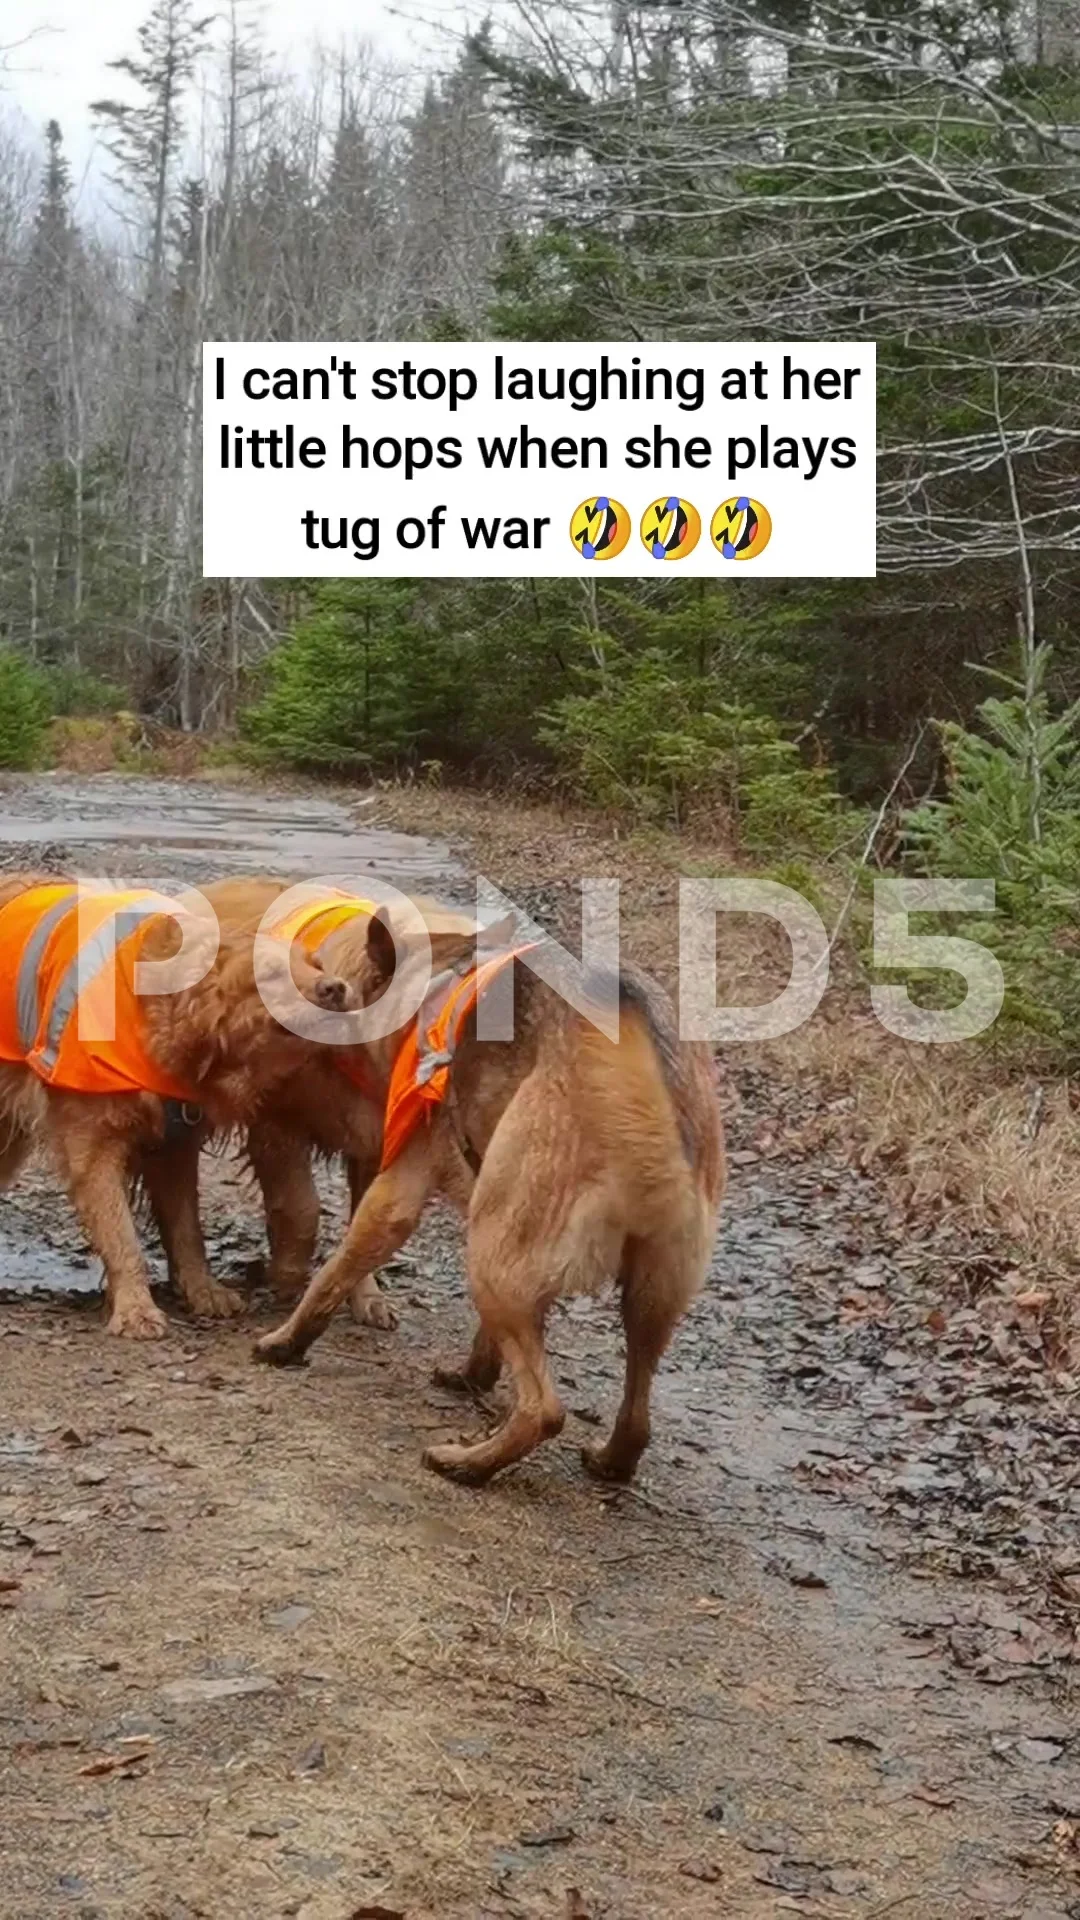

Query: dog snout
[[314, 973, 350, 1011]]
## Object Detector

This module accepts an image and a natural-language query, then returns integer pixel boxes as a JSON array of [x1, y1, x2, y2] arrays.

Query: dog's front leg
[[345, 1153, 396, 1330], [247, 1121, 321, 1301], [254, 1140, 432, 1366], [53, 1117, 166, 1340], [140, 1131, 245, 1319]]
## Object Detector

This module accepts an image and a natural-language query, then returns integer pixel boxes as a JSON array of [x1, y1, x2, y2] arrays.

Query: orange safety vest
[[264, 890, 380, 1098], [380, 944, 539, 1171], [268, 889, 377, 961], [0, 884, 199, 1099]]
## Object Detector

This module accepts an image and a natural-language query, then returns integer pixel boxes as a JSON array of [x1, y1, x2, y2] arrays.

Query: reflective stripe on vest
[[35, 901, 165, 1073], [15, 888, 78, 1053], [0, 884, 199, 1099], [268, 891, 377, 963], [379, 943, 539, 1171]]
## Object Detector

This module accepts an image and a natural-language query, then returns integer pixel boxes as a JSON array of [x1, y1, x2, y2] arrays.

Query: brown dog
[[255, 907, 725, 1484], [0, 873, 350, 1338], [199, 877, 386, 1319], [194, 878, 479, 1328]]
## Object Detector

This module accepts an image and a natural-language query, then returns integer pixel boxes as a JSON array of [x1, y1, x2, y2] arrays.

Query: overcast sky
[[3, 1, 462, 205]]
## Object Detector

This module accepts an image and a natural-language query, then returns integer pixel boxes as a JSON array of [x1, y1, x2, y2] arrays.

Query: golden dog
[[196, 878, 476, 1328], [255, 906, 724, 1484], [0, 873, 350, 1338]]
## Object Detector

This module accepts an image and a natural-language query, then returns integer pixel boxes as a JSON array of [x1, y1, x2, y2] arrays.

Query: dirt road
[[2, 773, 1079, 1920]]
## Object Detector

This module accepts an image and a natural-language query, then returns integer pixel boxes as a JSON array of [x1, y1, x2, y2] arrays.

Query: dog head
[[156, 920, 354, 1112], [357, 903, 517, 1027]]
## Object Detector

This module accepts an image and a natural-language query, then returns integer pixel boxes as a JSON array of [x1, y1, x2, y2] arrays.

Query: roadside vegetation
[[2, 0, 1079, 1315]]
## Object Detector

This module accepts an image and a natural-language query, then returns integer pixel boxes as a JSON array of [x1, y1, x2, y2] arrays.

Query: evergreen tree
[[92, 0, 214, 292]]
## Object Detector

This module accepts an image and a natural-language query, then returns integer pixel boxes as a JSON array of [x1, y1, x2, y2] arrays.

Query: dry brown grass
[[771, 1014, 1080, 1280], [45, 715, 245, 777]]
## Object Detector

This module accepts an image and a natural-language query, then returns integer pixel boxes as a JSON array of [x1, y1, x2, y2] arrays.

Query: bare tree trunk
[[166, 187, 209, 731], [992, 362, 1042, 844], [1034, 0, 1080, 63]]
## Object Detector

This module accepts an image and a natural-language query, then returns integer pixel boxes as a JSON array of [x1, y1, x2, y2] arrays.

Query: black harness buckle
[[158, 1098, 204, 1148]]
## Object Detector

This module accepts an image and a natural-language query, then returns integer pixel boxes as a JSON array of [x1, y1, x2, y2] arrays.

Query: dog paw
[[252, 1331, 308, 1368], [431, 1364, 471, 1394], [186, 1281, 246, 1320], [108, 1296, 168, 1341], [422, 1441, 493, 1484], [349, 1284, 397, 1331], [580, 1441, 637, 1484]]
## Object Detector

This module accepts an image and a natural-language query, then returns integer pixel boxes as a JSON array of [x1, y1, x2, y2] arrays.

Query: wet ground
[[0, 770, 461, 893], [2, 774, 1080, 1919]]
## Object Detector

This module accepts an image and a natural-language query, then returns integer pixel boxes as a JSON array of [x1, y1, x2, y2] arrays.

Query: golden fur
[[198, 878, 475, 1327], [0, 872, 351, 1338], [255, 907, 725, 1485]]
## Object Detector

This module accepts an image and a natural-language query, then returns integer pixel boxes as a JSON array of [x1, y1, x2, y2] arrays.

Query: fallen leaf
[[910, 1786, 956, 1809], [679, 1858, 721, 1882], [267, 1603, 313, 1632], [161, 1674, 277, 1704]]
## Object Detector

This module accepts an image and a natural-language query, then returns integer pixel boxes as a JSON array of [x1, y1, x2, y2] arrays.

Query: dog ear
[[428, 927, 477, 974], [366, 905, 397, 982]]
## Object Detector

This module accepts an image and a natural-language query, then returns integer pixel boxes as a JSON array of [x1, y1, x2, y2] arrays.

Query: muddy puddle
[[0, 770, 461, 893], [0, 771, 463, 1302]]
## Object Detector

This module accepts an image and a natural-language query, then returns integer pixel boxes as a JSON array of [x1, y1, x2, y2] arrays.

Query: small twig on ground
[[566, 1669, 732, 1724]]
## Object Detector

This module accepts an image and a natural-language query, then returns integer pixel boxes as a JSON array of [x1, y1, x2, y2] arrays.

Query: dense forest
[[2, 2, 1080, 1050]]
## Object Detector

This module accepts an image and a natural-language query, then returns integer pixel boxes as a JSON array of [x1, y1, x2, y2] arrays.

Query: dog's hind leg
[[53, 1121, 166, 1340], [0, 1123, 35, 1191], [425, 1080, 570, 1481], [423, 1285, 564, 1484], [582, 1222, 707, 1484], [0, 1067, 45, 1190], [432, 1321, 502, 1396], [140, 1132, 245, 1319], [247, 1122, 321, 1301], [424, 1190, 565, 1482]]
